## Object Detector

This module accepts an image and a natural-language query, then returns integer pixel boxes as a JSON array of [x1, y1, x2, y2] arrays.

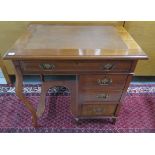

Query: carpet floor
[[0, 83, 155, 133]]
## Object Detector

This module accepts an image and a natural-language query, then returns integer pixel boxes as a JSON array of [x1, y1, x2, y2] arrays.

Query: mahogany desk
[[3, 24, 148, 127]]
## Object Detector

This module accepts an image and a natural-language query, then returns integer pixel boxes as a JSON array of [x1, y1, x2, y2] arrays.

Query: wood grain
[[20, 60, 132, 73], [3, 24, 148, 60], [79, 74, 128, 90], [81, 104, 117, 116]]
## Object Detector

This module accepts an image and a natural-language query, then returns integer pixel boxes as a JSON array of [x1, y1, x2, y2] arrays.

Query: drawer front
[[77, 60, 132, 72], [80, 90, 122, 102], [79, 74, 128, 90], [20, 61, 77, 72], [20, 60, 132, 73], [81, 104, 117, 116]]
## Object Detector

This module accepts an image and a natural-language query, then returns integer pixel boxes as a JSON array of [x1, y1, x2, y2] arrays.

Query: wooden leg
[[13, 61, 39, 127], [36, 83, 48, 117]]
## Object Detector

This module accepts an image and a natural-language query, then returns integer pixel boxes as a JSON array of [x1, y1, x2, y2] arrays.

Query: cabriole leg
[[13, 61, 40, 127]]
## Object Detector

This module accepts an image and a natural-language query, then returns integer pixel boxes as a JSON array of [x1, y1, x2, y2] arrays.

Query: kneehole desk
[[3, 24, 148, 127]]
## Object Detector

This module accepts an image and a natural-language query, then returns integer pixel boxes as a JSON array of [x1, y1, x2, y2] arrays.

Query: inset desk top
[[3, 24, 148, 60], [25, 25, 127, 50]]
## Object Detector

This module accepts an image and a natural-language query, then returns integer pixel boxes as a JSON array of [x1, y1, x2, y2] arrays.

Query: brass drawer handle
[[97, 78, 112, 86], [96, 93, 109, 99], [103, 63, 114, 70], [40, 63, 55, 70], [93, 107, 104, 114]]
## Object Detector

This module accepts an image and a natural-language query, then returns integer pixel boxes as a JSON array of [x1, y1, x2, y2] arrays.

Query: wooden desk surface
[[3, 24, 148, 60]]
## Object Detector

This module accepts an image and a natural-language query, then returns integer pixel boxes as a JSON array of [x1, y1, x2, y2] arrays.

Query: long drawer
[[81, 104, 117, 116], [79, 74, 128, 90], [80, 89, 122, 102], [20, 60, 132, 73]]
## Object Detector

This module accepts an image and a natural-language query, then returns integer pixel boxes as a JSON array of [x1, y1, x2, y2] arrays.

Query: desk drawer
[[77, 60, 132, 72], [20, 61, 77, 72], [79, 74, 128, 90], [81, 104, 117, 116], [20, 60, 132, 73], [80, 90, 122, 102]]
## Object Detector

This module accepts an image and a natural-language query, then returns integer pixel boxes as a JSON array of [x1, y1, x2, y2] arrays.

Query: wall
[[124, 21, 155, 76], [0, 21, 30, 75]]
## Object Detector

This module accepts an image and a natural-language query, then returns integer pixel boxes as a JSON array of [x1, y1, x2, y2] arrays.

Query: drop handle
[[40, 63, 55, 70], [103, 63, 114, 70], [97, 78, 112, 86], [93, 108, 105, 114], [96, 93, 109, 99]]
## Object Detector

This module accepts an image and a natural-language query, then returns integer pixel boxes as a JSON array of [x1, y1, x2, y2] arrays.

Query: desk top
[[3, 24, 148, 60]]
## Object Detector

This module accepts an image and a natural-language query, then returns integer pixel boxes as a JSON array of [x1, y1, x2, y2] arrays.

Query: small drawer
[[79, 74, 128, 90], [20, 61, 77, 73], [81, 104, 117, 116], [80, 90, 122, 102], [77, 60, 132, 72]]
